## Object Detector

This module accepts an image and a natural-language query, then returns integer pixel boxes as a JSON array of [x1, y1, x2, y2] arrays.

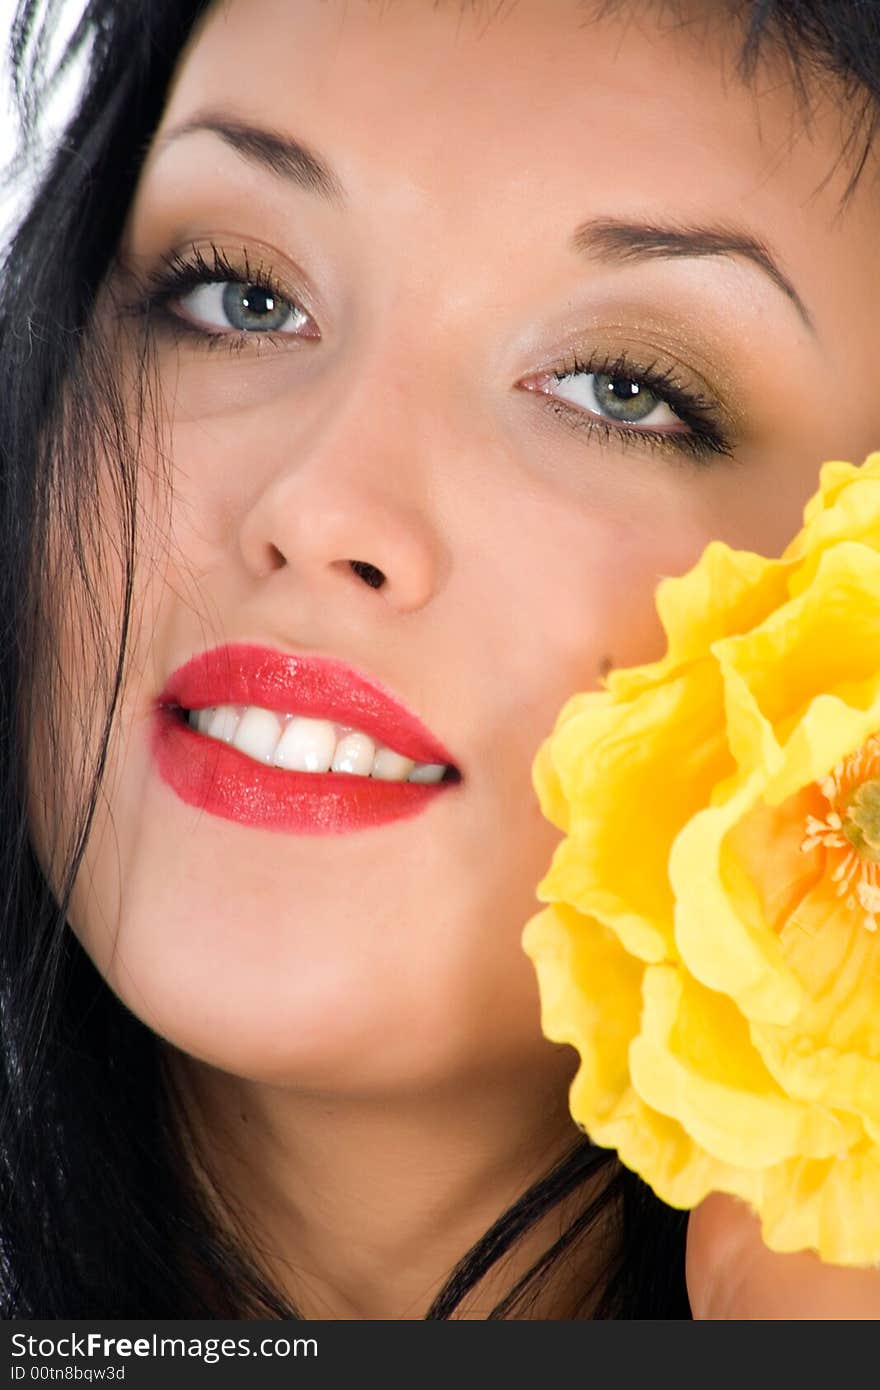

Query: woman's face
[[38, 0, 879, 1097]]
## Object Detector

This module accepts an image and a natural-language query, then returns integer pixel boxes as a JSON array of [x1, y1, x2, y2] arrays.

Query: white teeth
[[185, 705, 454, 784], [195, 707, 214, 735], [407, 763, 446, 784], [207, 705, 239, 742], [372, 747, 416, 781], [331, 731, 376, 777], [274, 716, 337, 773], [231, 707, 282, 765]]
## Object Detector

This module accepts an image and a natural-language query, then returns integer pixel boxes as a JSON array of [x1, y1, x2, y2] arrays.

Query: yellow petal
[[763, 687, 880, 808], [522, 902, 641, 1124], [669, 771, 804, 1024], [535, 660, 732, 962], [758, 1147, 880, 1266], [717, 778, 825, 935], [530, 730, 570, 833], [749, 876, 880, 1127], [654, 540, 794, 668], [629, 966, 849, 1168], [712, 542, 880, 796], [588, 1089, 764, 1212], [785, 452, 880, 592]]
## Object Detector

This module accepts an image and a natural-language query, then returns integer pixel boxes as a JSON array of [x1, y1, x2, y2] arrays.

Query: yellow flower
[[523, 451, 880, 1266]]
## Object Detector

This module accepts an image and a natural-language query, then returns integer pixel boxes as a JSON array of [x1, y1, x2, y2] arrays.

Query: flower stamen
[[800, 732, 880, 931]]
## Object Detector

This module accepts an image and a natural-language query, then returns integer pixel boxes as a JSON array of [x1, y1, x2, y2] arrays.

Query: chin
[[88, 946, 452, 1094]]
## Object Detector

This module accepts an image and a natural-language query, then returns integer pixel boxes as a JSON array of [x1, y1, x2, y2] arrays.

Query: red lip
[[158, 643, 458, 767], [150, 643, 462, 836]]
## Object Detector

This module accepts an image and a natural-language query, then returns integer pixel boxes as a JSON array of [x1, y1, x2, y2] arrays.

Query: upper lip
[[158, 642, 460, 770]]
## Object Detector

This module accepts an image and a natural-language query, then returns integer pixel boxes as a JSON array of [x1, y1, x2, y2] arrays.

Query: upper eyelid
[[122, 236, 321, 318], [162, 254, 299, 305]]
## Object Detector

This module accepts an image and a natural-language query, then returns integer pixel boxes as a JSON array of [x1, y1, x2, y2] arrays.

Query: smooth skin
[[32, 0, 880, 1316]]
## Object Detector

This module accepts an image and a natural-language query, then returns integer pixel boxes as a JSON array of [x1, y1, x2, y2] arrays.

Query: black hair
[[0, 0, 877, 1319]]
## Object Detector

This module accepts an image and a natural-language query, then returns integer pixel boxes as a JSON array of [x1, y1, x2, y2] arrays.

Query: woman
[[1, 0, 879, 1319]]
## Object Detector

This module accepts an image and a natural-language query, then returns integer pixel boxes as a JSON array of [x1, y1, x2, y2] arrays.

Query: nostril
[[349, 560, 386, 589]]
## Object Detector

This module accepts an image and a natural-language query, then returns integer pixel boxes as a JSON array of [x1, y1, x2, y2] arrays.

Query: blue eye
[[128, 241, 318, 345], [553, 368, 683, 430], [175, 280, 311, 336], [523, 349, 735, 466]]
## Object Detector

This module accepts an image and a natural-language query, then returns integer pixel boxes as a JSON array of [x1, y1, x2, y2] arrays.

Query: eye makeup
[[118, 238, 740, 468], [119, 241, 318, 348], [525, 346, 734, 467]]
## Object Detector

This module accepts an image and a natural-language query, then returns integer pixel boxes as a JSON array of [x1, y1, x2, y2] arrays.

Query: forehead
[[159, 0, 841, 201], [146, 0, 877, 348]]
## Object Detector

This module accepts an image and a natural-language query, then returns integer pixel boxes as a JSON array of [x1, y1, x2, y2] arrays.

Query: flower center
[[800, 732, 880, 931], [840, 778, 880, 863]]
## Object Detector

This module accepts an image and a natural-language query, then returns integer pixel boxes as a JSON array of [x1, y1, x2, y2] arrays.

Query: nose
[[236, 361, 449, 616]]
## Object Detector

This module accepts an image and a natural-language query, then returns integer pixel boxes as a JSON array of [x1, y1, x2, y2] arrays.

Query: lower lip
[[150, 707, 460, 835]]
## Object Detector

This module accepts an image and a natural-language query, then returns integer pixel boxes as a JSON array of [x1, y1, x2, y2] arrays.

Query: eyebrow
[[570, 217, 814, 332], [155, 113, 346, 203]]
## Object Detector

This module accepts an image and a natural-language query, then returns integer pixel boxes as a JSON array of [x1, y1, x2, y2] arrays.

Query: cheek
[[499, 487, 714, 695]]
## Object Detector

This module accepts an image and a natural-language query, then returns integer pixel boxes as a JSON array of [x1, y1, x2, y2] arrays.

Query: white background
[[0, 0, 18, 191], [1, 0, 26, 237], [0, 0, 84, 241]]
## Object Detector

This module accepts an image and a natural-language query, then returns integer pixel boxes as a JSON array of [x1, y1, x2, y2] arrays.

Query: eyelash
[[126, 242, 735, 465], [125, 243, 303, 354], [542, 349, 734, 466]]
